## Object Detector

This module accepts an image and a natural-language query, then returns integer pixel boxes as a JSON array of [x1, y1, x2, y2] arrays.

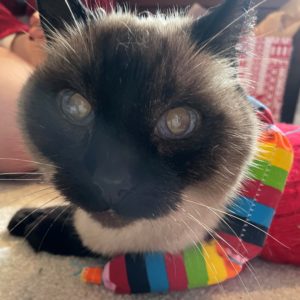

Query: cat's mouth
[[91, 210, 133, 228]]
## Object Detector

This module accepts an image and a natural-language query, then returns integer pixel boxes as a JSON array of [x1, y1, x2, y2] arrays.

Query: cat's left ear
[[36, 0, 90, 38], [190, 0, 255, 58]]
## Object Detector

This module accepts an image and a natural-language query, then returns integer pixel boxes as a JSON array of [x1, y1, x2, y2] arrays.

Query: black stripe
[[220, 216, 268, 247], [125, 254, 150, 293]]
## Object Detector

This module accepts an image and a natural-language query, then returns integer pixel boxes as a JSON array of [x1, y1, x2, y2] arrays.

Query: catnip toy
[[81, 97, 294, 294], [261, 123, 300, 265]]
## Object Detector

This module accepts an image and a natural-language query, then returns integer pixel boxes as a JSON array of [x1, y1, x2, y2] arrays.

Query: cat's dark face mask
[[20, 0, 258, 247]]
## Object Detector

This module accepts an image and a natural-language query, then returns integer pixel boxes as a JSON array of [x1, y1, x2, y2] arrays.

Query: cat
[[8, 0, 259, 257]]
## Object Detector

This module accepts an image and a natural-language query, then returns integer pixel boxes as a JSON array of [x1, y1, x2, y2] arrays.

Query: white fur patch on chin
[[73, 189, 228, 256]]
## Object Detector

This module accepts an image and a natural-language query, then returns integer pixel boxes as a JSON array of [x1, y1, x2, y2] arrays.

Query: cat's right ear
[[36, 0, 90, 38], [190, 0, 255, 58]]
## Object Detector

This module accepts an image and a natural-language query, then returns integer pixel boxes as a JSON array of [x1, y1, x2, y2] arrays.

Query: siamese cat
[[8, 0, 259, 257]]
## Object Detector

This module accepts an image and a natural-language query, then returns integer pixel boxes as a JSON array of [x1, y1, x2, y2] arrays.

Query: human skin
[[0, 12, 45, 172]]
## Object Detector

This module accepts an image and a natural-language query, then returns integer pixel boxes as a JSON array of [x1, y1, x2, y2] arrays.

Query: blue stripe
[[247, 96, 268, 111], [228, 196, 275, 228], [145, 253, 169, 293]]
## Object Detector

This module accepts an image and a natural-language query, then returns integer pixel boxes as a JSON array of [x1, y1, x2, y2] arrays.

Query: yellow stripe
[[203, 241, 228, 285], [256, 142, 293, 172]]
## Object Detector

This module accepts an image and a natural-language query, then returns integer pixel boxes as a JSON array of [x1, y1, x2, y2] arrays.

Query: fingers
[[29, 12, 45, 41], [28, 26, 44, 41], [29, 11, 40, 27]]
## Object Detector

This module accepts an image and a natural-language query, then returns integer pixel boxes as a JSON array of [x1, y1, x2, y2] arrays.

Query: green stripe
[[183, 245, 208, 288], [248, 159, 288, 191]]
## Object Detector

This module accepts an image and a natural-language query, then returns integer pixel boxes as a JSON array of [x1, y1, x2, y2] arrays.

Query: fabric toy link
[[81, 97, 294, 294]]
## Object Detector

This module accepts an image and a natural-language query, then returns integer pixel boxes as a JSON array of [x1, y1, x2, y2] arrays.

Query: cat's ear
[[36, 0, 89, 37], [190, 0, 255, 58]]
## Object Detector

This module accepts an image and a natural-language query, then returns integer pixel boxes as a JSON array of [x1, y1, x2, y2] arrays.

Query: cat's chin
[[91, 210, 133, 228], [73, 187, 225, 256]]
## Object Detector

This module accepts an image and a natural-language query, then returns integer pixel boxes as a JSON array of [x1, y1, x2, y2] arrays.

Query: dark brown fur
[[9, 1, 259, 256]]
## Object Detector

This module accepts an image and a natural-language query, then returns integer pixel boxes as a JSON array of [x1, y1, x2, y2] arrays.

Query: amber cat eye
[[156, 107, 200, 139]]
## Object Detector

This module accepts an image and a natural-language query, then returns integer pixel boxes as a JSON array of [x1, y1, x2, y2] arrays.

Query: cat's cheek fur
[[73, 139, 257, 256], [73, 189, 228, 255]]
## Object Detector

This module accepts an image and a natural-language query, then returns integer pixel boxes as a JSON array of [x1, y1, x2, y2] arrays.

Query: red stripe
[[241, 179, 282, 208], [164, 253, 188, 291], [110, 255, 131, 294], [218, 232, 263, 261]]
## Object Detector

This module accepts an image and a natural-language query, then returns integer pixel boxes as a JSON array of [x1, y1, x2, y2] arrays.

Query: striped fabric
[[81, 97, 294, 294]]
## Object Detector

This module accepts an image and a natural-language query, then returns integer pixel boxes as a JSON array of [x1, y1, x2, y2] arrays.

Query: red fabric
[[110, 256, 131, 294], [0, 0, 115, 40], [165, 253, 188, 291], [218, 232, 263, 262], [0, 4, 29, 39], [83, 0, 115, 10], [242, 179, 282, 208], [261, 123, 300, 265], [239, 38, 293, 121]]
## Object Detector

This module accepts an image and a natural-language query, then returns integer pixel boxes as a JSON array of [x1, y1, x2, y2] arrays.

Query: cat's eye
[[60, 90, 94, 125], [155, 107, 200, 139]]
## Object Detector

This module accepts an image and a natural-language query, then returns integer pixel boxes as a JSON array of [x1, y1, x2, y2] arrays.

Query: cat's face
[[20, 0, 259, 255]]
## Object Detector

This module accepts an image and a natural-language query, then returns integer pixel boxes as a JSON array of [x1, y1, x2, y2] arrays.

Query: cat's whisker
[[37, 205, 70, 251], [183, 198, 289, 249], [25, 0, 80, 60], [178, 212, 228, 296], [172, 206, 226, 289], [0, 186, 58, 209], [64, 0, 91, 58], [213, 229, 260, 284], [221, 201, 249, 215], [21, 205, 62, 243], [191, 208, 262, 291], [24, 0, 58, 34], [173, 214, 226, 294], [198, 0, 267, 54], [0, 157, 59, 168], [24, 0, 75, 56], [64, 0, 83, 34], [0, 178, 43, 181], [8, 195, 63, 234], [184, 211, 255, 297], [195, 201, 249, 255], [284, 128, 300, 136], [0, 172, 44, 176]]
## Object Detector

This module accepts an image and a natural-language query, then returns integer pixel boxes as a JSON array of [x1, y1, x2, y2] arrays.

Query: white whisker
[[0, 158, 58, 168], [22, 206, 62, 242], [0, 172, 44, 176], [186, 211, 254, 297], [37, 205, 70, 251], [0, 187, 59, 209], [8, 196, 63, 233], [183, 198, 289, 249], [0, 179, 42, 181], [198, 0, 268, 54]]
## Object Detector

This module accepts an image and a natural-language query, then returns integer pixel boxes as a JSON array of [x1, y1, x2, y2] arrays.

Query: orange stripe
[[259, 129, 293, 152], [82, 267, 102, 285], [216, 244, 242, 279]]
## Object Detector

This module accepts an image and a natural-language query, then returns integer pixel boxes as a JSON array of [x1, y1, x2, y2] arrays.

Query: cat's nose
[[96, 176, 132, 205]]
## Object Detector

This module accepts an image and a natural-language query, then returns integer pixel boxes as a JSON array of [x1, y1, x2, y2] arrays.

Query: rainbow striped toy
[[81, 97, 294, 294]]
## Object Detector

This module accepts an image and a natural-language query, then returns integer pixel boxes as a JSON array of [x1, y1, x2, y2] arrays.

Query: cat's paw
[[7, 206, 93, 256], [8, 207, 61, 252], [8, 208, 45, 237]]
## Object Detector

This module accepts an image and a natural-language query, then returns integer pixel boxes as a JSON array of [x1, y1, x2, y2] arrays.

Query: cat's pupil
[[155, 107, 199, 139], [166, 108, 190, 135], [68, 94, 91, 119], [61, 91, 93, 124]]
